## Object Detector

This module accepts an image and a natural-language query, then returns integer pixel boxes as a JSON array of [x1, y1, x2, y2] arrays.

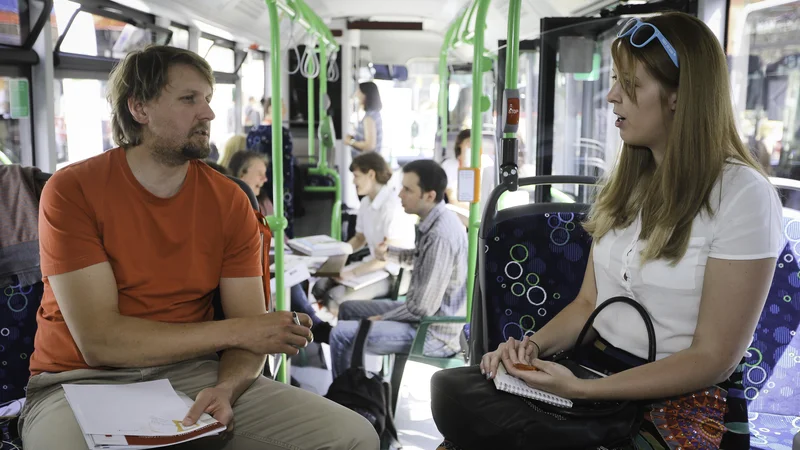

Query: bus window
[[0, 77, 33, 165], [54, 79, 111, 169]]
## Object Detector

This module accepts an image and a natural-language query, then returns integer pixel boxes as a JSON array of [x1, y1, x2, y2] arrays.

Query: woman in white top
[[441, 129, 472, 208], [431, 12, 782, 450], [312, 152, 416, 316]]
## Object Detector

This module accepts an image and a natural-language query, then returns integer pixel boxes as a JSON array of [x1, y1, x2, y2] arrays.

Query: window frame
[[52, 0, 172, 74]]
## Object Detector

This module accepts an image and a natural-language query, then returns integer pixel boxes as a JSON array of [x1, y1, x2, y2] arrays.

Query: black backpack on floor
[[324, 319, 400, 447]]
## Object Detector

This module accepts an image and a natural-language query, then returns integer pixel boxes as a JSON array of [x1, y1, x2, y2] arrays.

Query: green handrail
[[265, 0, 339, 384], [504, 1, 521, 142], [307, 50, 315, 164], [303, 45, 342, 240], [465, 0, 492, 324], [437, 0, 493, 323], [438, 25, 457, 159]]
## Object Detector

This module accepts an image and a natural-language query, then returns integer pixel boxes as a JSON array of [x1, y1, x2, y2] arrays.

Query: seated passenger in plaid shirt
[[329, 159, 468, 378]]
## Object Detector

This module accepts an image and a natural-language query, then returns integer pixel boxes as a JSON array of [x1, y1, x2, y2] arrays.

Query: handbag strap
[[572, 296, 657, 362], [350, 318, 373, 369]]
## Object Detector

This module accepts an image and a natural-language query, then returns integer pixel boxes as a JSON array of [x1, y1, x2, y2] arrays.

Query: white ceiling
[[119, 0, 609, 64]]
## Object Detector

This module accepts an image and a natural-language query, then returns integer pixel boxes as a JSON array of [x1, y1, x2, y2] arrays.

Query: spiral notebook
[[493, 363, 573, 408]]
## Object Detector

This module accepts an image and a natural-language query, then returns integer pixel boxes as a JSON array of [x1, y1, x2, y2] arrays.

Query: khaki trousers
[[19, 356, 379, 450]]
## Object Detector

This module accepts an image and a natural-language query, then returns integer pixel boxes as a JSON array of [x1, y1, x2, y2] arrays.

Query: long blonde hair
[[583, 12, 767, 264], [219, 135, 247, 167]]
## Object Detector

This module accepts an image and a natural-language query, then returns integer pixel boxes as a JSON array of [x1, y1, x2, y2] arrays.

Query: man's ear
[[128, 97, 149, 125]]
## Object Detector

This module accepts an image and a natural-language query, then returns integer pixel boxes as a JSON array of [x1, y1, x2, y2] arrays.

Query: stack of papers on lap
[[336, 262, 390, 290], [287, 235, 353, 256], [63, 379, 225, 449]]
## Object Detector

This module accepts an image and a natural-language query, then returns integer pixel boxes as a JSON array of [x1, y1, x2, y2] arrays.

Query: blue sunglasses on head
[[617, 18, 679, 68]]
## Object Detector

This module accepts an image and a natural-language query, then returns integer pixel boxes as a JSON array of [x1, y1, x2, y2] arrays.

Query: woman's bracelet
[[530, 340, 542, 357]]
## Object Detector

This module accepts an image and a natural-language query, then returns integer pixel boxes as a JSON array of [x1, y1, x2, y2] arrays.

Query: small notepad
[[493, 363, 573, 408]]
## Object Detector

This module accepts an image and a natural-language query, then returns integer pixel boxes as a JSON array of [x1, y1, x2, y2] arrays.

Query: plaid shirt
[[382, 202, 468, 353]]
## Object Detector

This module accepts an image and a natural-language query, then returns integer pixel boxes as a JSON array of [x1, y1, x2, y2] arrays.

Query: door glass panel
[[728, 0, 800, 186], [548, 21, 623, 202]]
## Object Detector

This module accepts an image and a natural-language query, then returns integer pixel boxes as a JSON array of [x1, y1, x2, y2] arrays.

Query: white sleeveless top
[[592, 163, 783, 360]]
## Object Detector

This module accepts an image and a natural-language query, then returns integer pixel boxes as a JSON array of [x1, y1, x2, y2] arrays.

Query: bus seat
[[227, 175, 259, 210], [471, 175, 596, 358], [0, 168, 50, 405], [0, 167, 51, 447], [480, 204, 592, 354], [744, 186, 800, 448]]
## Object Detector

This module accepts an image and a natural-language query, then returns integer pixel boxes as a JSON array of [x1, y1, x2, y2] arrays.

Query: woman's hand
[[480, 336, 539, 380], [501, 352, 586, 400]]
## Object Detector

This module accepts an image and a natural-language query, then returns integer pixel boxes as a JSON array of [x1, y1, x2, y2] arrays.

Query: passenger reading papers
[[19, 45, 377, 450]]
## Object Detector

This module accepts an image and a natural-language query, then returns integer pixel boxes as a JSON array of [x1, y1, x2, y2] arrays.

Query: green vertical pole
[[265, 0, 288, 384], [318, 46, 329, 169], [466, 0, 492, 321], [504, 0, 521, 140], [307, 49, 316, 164], [438, 24, 457, 159]]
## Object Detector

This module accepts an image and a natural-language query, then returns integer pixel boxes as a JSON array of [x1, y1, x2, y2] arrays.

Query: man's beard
[[151, 134, 210, 167]]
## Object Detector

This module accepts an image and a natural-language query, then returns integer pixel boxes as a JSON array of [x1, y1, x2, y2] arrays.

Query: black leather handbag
[[516, 296, 657, 450]]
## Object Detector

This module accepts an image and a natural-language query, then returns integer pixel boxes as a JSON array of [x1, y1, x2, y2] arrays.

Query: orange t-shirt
[[30, 148, 263, 375]]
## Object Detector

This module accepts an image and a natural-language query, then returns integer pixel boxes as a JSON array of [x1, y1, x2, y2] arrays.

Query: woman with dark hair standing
[[345, 81, 383, 158]]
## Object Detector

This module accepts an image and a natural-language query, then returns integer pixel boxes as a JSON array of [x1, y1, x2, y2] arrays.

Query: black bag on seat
[[324, 319, 400, 447], [518, 296, 657, 449], [433, 296, 656, 450]]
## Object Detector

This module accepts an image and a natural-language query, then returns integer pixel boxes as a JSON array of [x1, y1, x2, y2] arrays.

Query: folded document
[[63, 379, 225, 449]]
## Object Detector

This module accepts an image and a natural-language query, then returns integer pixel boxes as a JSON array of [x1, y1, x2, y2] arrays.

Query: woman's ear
[[668, 91, 677, 112]]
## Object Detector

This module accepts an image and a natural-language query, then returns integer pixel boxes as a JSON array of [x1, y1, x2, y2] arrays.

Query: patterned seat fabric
[[483, 212, 593, 352], [0, 277, 43, 448], [744, 208, 800, 449], [247, 126, 296, 238]]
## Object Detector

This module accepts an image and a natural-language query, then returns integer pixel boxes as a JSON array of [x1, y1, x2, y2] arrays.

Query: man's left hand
[[368, 315, 382, 321], [184, 386, 235, 431]]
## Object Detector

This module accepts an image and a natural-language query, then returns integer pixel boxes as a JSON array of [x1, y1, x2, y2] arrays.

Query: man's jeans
[[329, 300, 453, 378]]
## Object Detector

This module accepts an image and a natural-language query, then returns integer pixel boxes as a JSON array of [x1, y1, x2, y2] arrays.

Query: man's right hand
[[480, 335, 540, 380], [237, 312, 313, 356], [375, 241, 389, 261]]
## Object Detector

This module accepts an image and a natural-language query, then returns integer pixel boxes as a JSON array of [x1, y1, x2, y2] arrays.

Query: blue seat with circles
[[467, 175, 800, 447], [742, 178, 800, 449], [469, 176, 596, 358]]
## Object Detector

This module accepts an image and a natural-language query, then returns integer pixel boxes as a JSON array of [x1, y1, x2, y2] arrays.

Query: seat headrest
[[227, 176, 259, 210]]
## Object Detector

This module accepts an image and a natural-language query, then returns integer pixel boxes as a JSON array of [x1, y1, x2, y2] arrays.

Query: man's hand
[[375, 241, 389, 261], [368, 315, 382, 321], [184, 386, 235, 430], [345, 134, 354, 145], [237, 311, 313, 355]]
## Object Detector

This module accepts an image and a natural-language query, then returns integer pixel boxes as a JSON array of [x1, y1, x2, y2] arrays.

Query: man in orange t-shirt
[[19, 45, 377, 450]]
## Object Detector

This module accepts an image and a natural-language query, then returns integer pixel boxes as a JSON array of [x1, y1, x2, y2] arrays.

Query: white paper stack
[[62, 379, 225, 449]]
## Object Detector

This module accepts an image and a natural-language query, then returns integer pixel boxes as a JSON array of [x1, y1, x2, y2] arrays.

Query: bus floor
[[290, 343, 444, 450]]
